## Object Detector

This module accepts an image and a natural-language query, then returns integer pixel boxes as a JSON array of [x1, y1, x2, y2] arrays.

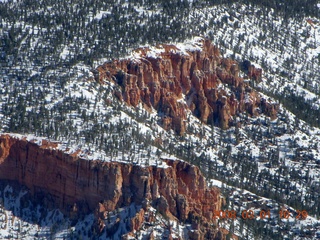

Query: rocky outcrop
[[248, 64, 262, 82], [0, 134, 223, 239], [96, 38, 278, 134]]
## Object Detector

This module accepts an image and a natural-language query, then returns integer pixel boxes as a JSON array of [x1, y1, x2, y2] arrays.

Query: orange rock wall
[[97, 39, 278, 134], [0, 135, 221, 231]]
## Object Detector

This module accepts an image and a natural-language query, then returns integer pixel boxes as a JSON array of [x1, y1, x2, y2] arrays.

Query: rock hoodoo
[[97, 38, 278, 135], [0, 134, 223, 239]]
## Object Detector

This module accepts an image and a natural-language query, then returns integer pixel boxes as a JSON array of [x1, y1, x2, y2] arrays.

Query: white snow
[[94, 10, 111, 20]]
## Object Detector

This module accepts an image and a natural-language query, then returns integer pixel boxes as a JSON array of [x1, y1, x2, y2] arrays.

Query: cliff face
[[0, 135, 223, 238], [97, 38, 278, 134]]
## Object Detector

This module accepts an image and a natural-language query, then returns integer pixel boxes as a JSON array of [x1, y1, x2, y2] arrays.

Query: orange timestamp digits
[[279, 209, 308, 219], [212, 209, 308, 220], [213, 210, 237, 219], [279, 209, 291, 219], [241, 210, 270, 220], [296, 210, 308, 219]]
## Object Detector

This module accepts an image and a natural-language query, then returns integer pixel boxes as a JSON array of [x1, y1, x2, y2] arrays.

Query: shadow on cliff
[[0, 180, 145, 239], [0, 135, 224, 239]]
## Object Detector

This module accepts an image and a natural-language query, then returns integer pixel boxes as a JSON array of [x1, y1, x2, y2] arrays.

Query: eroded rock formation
[[96, 38, 278, 134], [0, 134, 223, 239]]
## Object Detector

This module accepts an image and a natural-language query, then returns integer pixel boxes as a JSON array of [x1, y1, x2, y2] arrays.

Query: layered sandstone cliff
[[96, 38, 278, 135], [0, 134, 223, 239]]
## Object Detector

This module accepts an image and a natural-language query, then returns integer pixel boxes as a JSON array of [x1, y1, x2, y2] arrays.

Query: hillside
[[1, 0, 320, 239]]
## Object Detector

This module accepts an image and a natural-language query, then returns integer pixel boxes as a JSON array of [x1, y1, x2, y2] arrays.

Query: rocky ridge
[[0, 134, 223, 239], [96, 38, 278, 135]]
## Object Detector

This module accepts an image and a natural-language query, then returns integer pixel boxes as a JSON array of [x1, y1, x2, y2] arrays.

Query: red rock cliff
[[0, 134, 223, 238], [96, 38, 278, 134]]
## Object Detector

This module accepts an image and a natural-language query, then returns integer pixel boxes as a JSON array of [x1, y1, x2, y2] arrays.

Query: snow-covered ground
[[0, 1, 320, 238]]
